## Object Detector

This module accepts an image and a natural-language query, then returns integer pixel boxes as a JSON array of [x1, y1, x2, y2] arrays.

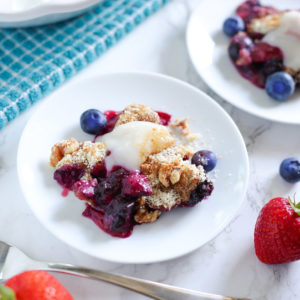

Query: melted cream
[[263, 11, 300, 70], [101, 121, 175, 171]]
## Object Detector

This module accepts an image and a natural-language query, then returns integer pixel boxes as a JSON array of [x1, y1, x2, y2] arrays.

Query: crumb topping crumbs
[[249, 13, 282, 34], [50, 139, 107, 171], [116, 103, 160, 126]]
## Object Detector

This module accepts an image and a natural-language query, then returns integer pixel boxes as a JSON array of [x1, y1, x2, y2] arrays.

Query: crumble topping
[[140, 145, 207, 210], [249, 13, 282, 35], [134, 198, 161, 223], [50, 138, 80, 167], [116, 103, 161, 126], [141, 189, 181, 211], [50, 138, 107, 171]]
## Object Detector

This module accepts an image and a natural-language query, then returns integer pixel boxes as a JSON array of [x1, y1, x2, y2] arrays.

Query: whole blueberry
[[191, 150, 217, 172], [279, 157, 300, 183], [223, 16, 245, 37], [80, 109, 107, 134], [265, 72, 295, 101]]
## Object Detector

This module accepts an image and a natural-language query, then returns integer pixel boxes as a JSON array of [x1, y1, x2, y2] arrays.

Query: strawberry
[[254, 197, 300, 264], [3, 271, 73, 300]]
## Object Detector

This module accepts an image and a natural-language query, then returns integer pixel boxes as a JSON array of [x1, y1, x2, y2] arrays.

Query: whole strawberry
[[254, 197, 300, 264], [2, 271, 73, 300]]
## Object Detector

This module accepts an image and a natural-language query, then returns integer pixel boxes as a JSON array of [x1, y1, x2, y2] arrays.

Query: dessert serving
[[223, 0, 300, 101], [49, 104, 216, 238]]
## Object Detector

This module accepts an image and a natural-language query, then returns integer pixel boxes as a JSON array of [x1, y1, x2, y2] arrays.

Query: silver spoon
[[0, 241, 251, 300]]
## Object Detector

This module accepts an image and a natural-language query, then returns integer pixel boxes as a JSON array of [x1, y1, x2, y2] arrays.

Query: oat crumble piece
[[116, 103, 160, 126], [134, 198, 161, 223], [248, 13, 282, 35], [50, 138, 107, 174], [140, 145, 207, 210]]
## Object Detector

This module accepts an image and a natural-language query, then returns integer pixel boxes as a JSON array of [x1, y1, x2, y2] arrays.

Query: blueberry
[[228, 43, 240, 61], [191, 150, 217, 172], [265, 72, 295, 101], [279, 157, 300, 183], [80, 109, 107, 135], [223, 17, 245, 37]]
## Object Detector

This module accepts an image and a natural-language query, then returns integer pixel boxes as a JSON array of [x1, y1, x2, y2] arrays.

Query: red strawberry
[[254, 197, 300, 264], [4, 271, 73, 300]]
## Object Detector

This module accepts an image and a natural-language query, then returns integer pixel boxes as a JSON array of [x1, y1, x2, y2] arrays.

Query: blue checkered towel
[[0, 0, 169, 130]]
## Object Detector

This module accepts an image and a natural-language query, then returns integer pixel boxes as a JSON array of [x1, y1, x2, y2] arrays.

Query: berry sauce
[[93, 110, 121, 142], [83, 166, 152, 238], [228, 1, 284, 88], [229, 33, 283, 88], [156, 111, 172, 125], [54, 164, 85, 190], [54, 161, 214, 237]]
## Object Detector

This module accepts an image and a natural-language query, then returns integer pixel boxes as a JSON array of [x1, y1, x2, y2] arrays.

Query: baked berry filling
[[51, 104, 215, 238], [54, 164, 85, 190], [181, 181, 214, 207], [229, 32, 283, 88], [104, 110, 121, 134], [224, 0, 299, 100], [82, 200, 136, 238], [85, 166, 152, 238], [73, 178, 98, 201]]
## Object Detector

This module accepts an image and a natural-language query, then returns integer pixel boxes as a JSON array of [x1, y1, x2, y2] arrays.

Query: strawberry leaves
[[288, 195, 300, 216], [0, 286, 16, 300]]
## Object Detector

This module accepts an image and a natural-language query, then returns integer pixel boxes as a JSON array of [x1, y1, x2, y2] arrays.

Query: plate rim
[[17, 71, 250, 264], [186, 0, 300, 125], [0, 0, 101, 22]]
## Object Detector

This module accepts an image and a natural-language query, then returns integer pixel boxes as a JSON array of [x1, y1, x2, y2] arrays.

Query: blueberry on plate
[[80, 109, 107, 134], [191, 150, 217, 172], [223, 16, 245, 37], [265, 72, 295, 101], [279, 158, 300, 183]]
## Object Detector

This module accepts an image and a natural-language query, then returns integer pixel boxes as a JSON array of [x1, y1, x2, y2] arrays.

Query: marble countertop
[[1, 0, 300, 299]]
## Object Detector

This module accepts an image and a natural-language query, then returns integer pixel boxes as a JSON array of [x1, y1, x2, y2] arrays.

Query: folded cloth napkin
[[0, 0, 169, 130]]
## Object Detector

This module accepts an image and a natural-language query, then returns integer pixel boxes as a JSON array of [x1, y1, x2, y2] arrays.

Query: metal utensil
[[0, 241, 251, 300]]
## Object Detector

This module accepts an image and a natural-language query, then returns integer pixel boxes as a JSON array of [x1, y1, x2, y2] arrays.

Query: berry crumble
[[49, 104, 215, 238], [223, 0, 300, 101]]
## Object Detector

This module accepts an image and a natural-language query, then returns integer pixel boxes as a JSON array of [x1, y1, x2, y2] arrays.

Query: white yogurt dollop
[[101, 121, 174, 171], [263, 11, 300, 70]]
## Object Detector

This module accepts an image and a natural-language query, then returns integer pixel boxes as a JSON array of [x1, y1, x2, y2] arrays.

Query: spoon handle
[[45, 262, 249, 300]]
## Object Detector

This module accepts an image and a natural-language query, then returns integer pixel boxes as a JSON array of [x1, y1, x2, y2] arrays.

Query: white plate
[[186, 0, 300, 124], [0, 0, 101, 27], [17, 72, 249, 264]]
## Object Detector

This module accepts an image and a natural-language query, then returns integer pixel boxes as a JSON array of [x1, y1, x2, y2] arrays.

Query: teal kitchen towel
[[0, 0, 169, 130]]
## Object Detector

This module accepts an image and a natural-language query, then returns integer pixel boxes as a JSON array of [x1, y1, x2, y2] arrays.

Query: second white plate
[[17, 72, 249, 264], [186, 0, 300, 124]]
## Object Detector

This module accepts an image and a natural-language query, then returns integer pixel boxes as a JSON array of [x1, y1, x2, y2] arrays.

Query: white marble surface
[[1, 0, 300, 299]]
